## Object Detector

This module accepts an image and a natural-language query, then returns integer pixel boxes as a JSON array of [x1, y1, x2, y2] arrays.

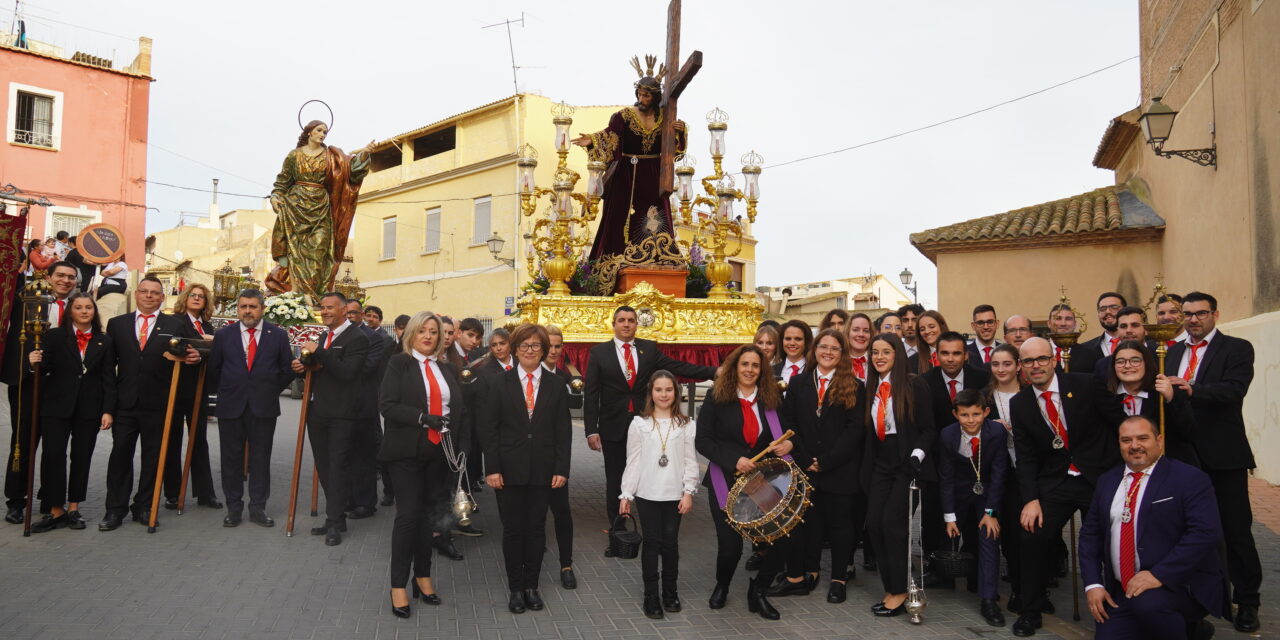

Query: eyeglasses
[[1115, 357, 1145, 368], [814, 344, 842, 353], [188, 293, 206, 299], [516, 343, 543, 352], [1019, 356, 1054, 367], [972, 319, 996, 326], [1005, 327, 1032, 335], [1184, 310, 1213, 320], [1097, 304, 1122, 313]]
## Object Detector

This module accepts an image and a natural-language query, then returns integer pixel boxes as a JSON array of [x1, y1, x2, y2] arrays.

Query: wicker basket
[[609, 514, 643, 559], [929, 540, 975, 579]]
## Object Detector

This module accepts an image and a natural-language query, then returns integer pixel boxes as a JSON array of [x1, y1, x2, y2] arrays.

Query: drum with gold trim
[[724, 457, 812, 543]]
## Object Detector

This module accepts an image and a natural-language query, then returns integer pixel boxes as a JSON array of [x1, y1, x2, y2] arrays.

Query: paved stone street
[[0, 395, 1274, 639]]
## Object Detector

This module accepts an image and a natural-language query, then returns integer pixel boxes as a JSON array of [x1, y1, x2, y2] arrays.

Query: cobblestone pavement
[[0, 396, 1274, 639]]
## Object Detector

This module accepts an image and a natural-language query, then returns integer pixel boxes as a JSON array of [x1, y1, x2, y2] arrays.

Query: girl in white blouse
[[619, 370, 699, 620]]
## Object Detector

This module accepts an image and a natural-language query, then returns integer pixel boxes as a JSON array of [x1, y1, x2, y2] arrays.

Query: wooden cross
[[658, 0, 702, 198]]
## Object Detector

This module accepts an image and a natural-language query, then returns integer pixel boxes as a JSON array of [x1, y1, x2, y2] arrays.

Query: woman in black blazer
[[478, 323, 571, 615], [694, 344, 793, 620], [165, 283, 220, 510], [29, 293, 116, 532], [1103, 340, 1199, 466], [862, 332, 935, 616], [378, 311, 467, 618], [777, 329, 865, 604]]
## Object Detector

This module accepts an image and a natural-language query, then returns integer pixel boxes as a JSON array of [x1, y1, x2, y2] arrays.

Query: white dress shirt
[[518, 363, 542, 408], [738, 388, 762, 442], [942, 369, 966, 393], [1177, 328, 1218, 382], [613, 337, 638, 380], [1085, 459, 1159, 593], [495, 355, 514, 370], [780, 357, 806, 383], [1117, 388, 1148, 416], [411, 350, 451, 417], [1100, 332, 1119, 357], [969, 338, 1002, 362], [47, 295, 69, 327], [325, 319, 352, 345], [1036, 376, 1078, 476], [618, 416, 700, 501], [134, 309, 160, 342], [239, 321, 262, 354]]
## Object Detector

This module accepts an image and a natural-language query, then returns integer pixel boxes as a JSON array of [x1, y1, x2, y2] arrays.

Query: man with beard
[[898, 304, 925, 360], [1070, 292, 1126, 375], [572, 55, 688, 261], [966, 305, 1003, 368]]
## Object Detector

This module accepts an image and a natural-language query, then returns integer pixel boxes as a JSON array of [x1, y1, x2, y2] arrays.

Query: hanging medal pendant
[[658, 454, 669, 468], [1052, 435, 1065, 449], [972, 481, 984, 496], [815, 406, 822, 418], [1120, 509, 1132, 524]]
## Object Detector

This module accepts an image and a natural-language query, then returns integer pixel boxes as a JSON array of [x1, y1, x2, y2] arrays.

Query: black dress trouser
[[4, 383, 37, 509], [495, 484, 551, 591], [707, 491, 786, 588], [601, 436, 627, 530], [1206, 468, 1262, 606], [789, 489, 854, 581], [218, 411, 276, 514], [387, 457, 447, 588], [548, 483, 574, 568], [39, 414, 98, 511], [308, 416, 355, 525], [104, 409, 164, 516], [163, 395, 217, 501], [866, 434, 912, 595], [1019, 475, 1093, 615]]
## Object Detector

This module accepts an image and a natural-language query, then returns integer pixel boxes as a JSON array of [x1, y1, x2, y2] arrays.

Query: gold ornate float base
[[518, 281, 762, 344]]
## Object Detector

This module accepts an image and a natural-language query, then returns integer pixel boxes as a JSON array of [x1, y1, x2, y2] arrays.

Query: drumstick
[[747, 430, 794, 465]]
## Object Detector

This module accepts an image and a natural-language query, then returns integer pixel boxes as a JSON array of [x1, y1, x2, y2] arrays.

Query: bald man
[[1008, 337, 1119, 637], [1003, 315, 1033, 350]]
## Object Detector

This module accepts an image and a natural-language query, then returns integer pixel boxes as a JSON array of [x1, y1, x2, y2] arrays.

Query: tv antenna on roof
[[482, 13, 525, 96]]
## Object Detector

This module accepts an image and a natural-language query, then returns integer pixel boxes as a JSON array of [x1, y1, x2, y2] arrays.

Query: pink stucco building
[[1, 35, 153, 258]]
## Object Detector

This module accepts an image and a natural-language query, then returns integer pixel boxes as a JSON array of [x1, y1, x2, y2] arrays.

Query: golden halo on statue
[[297, 99, 334, 131]]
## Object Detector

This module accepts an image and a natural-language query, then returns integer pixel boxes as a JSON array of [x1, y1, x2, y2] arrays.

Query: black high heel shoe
[[412, 580, 442, 605], [389, 590, 411, 619]]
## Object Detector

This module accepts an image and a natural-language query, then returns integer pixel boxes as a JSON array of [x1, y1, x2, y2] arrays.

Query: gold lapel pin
[[1067, 392, 1073, 398]]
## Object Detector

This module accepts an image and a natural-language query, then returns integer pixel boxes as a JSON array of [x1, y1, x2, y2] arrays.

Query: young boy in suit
[[938, 389, 1010, 627]]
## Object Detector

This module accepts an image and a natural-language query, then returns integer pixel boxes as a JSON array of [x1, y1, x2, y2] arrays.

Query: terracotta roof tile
[[911, 186, 1125, 244]]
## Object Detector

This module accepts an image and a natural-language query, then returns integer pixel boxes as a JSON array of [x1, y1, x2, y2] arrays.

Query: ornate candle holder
[[1047, 288, 1087, 372]]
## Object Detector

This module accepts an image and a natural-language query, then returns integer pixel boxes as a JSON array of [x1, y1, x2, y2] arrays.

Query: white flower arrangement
[[264, 292, 314, 327]]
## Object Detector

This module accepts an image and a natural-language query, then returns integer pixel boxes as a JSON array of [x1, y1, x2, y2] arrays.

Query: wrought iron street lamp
[[1138, 97, 1217, 168]]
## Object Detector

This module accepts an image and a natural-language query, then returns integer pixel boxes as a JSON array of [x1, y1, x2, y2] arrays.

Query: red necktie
[[790, 363, 800, 379], [525, 373, 536, 414], [970, 436, 980, 459], [504, 362, 512, 371], [948, 379, 958, 401], [76, 330, 92, 355], [1109, 337, 1120, 355], [56, 299, 65, 328], [739, 397, 760, 447], [875, 382, 891, 441], [623, 343, 637, 411], [138, 314, 154, 349], [1119, 471, 1144, 589], [1184, 342, 1207, 382], [851, 356, 865, 379], [1055, 347, 1064, 365], [930, 351, 939, 367], [424, 360, 443, 444], [324, 331, 334, 349], [817, 376, 828, 408], [982, 346, 992, 363], [1123, 393, 1138, 416], [194, 318, 203, 333], [1040, 390, 1080, 473], [243, 330, 256, 371]]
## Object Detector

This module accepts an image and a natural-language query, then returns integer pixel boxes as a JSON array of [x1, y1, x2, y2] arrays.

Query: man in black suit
[[99, 275, 202, 531], [966, 305, 1003, 369], [3, 262, 78, 524], [583, 305, 716, 554], [922, 331, 990, 583], [343, 298, 391, 520], [1008, 336, 1118, 636], [1164, 291, 1261, 633], [1069, 292, 1125, 376], [64, 236, 97, 296], [291, 292, 370, 546], [208, 289, 294, 527]]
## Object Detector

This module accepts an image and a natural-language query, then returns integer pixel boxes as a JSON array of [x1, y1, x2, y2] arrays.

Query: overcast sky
[[10, 1, 1139, 307]]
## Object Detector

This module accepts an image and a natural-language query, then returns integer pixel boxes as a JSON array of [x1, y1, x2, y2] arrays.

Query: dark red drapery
[[560, 342, 738, 382]]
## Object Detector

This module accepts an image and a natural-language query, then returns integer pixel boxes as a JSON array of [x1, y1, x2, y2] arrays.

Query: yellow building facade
[[351, 94, 757, 327]]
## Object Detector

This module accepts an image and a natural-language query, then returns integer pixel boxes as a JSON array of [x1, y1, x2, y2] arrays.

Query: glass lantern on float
[[516, 101, 602, 296], [212, 259, 240, 313], [675, 107, 763, 299]]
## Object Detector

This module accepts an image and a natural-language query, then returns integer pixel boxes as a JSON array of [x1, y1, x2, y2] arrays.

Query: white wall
[[1221, 311, 1280, 485]]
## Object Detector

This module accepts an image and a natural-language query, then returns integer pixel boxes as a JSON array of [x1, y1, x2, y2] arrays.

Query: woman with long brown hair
[[28, 293, 115, 532], [846, 312, 873, 382], [694, 344, 793, 619], [164, 283, 221, 511], [619, 370, 699, 619], [818, 309, 849, 334], [911, 310, 949, 374], [982, 342, 1026, 610], [774, 329, 865, 603], [862, 332, 936, 616], [754, 324, 781, 370]]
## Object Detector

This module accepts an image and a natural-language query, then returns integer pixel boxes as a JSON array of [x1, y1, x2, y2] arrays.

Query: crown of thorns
[[630, 54, 665, 92]]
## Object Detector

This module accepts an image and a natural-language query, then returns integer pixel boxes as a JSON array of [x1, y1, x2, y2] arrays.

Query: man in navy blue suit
[[1079, 415, 1227, 640], [208, 289, 296, 528]]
